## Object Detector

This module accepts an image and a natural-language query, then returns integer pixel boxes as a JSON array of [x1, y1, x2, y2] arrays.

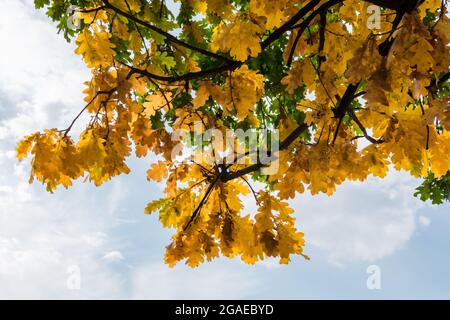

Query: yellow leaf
[[143, 93, 171, 117], [16, 132, 39, 161], [74, 27, 116, 68], [147, 161, 169, 182], [192, 83, 210, 108], [282, 59, 315, 94], [211, 18, 262, 61], [226, 65, 264, 120]]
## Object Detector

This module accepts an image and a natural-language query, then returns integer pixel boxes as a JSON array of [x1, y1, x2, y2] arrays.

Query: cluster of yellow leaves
[[211, 16, 263, 61], [346, 36, 382, 84], [223, 66, 265, 120], [283, 8, 449, 190], [75, 26, 116, 68], [145, 173, 306, 267], [188, 0, 233, 18], [110, 0, 142, 13], [249, 0, 296, 29], [268, 137, 389, 198], [143, 92, 172, 117], [282, 58, 315, 94], [147, 160, 169, 182], [191, 65, 265, 121], [15, 63, 177, 191], [17, 126, 130, 191], [429, 131, 450, 177], [131, 113, 177, 159]]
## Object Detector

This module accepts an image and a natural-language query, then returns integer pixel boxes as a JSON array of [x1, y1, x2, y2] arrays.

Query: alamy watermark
[[67, 5, 82, 31], [170, 122, 280, 174], [366, 265, 381, 290], [367, 5, 382, 30], [66, 264, 81, 290]]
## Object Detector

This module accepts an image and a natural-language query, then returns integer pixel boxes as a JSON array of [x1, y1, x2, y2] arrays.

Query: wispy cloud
[[291, 171, 425, 266], [0, 0, 124, 299], [130, 262, 258, 299]]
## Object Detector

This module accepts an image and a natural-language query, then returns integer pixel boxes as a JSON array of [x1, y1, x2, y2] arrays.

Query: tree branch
[[348, 109, 384, 144], [183, 172, 223, 231], [101, 0, 233, 64], [286, 0, 338, 67], [121, 60, 241, 83], [60, 88, 116, 136], [261, 0, 322, 50], [222, 123, 309, 182]]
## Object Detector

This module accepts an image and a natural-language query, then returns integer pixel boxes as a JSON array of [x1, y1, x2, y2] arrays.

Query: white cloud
[[290, 171, 426, 265], [130, 263, 257, 299], [419, 215, 431, 227], [0, 0, 124, 299], [103, 251, 125, 262], [0, 0, 90, 139], [0, 169, 128, 298]]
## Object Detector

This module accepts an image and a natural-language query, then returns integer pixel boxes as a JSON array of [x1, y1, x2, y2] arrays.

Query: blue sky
[[0, 0, 449, 299]]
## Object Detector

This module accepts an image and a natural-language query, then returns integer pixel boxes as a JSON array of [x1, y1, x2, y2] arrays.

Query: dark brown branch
[[101, 0, 233, 64], [348, 109, 384, 144], [222, 123, 309, 182], [331, 83, 362, 144], [287, 0, 342, 67], [121, 60, 241, 83], [262, 0, 322, 50], [60, 89, 116, 136], [332, 83, 359, 118], [183, 172, 222, 231], [331, 116, 344, 145], [365, 0, 422, 11], [378, 11, 404, 56], [378, 0, 425, 56], [240, 176, 258, 201], [318, 10, 327, 64], [225, 82, 361, 180], [77, 6, 106, 13]]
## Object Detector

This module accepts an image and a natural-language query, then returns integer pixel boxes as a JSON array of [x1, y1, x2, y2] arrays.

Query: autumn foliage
[[18, 0, 449, 267]]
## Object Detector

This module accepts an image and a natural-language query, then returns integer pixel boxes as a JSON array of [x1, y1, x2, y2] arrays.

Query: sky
[[0, 0, 449, 299]]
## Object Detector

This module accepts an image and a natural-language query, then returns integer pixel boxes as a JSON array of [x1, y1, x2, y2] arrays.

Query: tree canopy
[[18, 0, 450, 267]]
